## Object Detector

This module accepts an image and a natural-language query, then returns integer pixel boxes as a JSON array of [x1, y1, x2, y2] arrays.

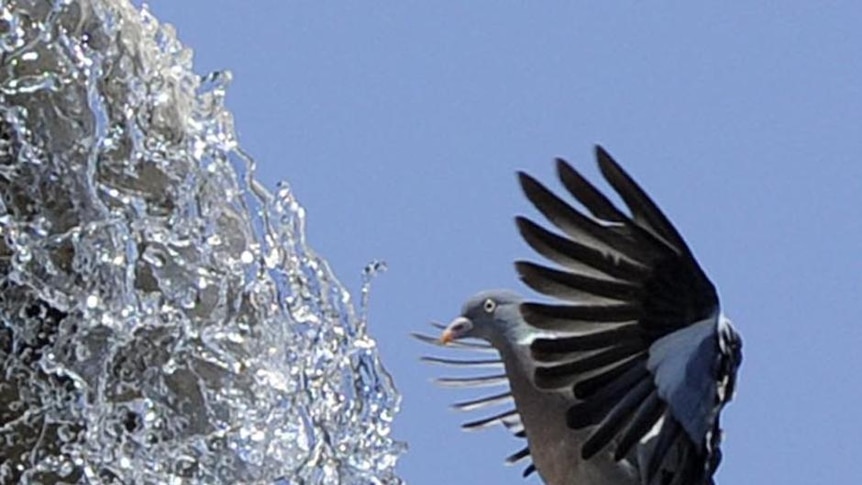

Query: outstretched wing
[[413, 326, 537, 478], [515, 146, 742, 484]]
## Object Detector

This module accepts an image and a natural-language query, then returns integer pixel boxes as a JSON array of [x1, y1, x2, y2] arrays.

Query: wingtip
[[594, 144, 619, 173], [517, 170, 540, 194], [513, 215, 540, 243], [513, 215, 531, 230], [554, 156, 578, 180], [512, 259, 530, 274], [594, 145, 641, 196], [512, 260, 547, 296]]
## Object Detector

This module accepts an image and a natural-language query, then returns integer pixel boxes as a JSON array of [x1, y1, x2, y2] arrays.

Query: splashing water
[[0, 1, 404, 483]]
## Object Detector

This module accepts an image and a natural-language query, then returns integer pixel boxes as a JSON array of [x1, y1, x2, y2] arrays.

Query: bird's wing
[[516, 146, 742, 484], [414, 327, 538, 478]]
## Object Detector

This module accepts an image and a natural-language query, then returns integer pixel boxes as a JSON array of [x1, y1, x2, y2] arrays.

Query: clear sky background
[[139, 2, 862, 483]]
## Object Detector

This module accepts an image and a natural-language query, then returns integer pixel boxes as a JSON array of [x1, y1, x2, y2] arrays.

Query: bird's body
[[504, 356, 639, 485], [419, 146, 741, 485], [477, 299, 639, 485]]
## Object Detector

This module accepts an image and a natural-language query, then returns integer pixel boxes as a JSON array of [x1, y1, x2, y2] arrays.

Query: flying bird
[[416, 146, 742, 484]]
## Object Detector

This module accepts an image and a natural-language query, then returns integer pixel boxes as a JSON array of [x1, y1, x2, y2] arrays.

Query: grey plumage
[[418, 146, 742, 485]]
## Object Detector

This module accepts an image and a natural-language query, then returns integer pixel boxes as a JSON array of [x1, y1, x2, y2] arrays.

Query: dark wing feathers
[[517, 146, 727, 483], [646, 414, 683, 482], [515, 260, 642, 303], [420, 355, 503, 368], [414, 327, 537, 478], [614, 390, 664, 460], [556, 156, 628, 223], [578, 378, 654, 459], [565, 360, 650, 428], [533, 325, 644, 353], [516, 216, 650, 282], [462, 408, 521, 430], [435, 374, 510, 388], [506, 446, 531, 464], [573, 354, 643, 399], [522, 301, 642, 327], [519, 172, 650, 267], [452, 390, 513, 412], [594, 145, 687, 253], [535, 343, 646, 391]]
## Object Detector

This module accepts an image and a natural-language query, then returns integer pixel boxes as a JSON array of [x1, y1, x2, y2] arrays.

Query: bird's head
[[440, 290, 524, 348]]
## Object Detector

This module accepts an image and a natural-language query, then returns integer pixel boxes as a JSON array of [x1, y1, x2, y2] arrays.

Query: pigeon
[[416, 146, 742, 485]]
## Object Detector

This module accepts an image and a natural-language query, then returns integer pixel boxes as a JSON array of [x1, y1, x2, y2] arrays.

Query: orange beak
[[439, 329, 455, 345]]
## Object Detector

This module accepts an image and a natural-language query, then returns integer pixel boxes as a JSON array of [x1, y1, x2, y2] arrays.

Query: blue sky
[[141, 2, 862, 483]]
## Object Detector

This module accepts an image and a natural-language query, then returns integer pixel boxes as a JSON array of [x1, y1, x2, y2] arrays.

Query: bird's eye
[[483, 298, 496, 313]]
